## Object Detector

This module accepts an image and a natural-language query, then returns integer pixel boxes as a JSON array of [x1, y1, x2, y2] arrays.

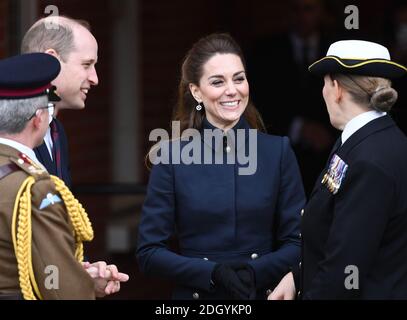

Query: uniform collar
[[341, 110, 386, 145], [309, 115, 396, 199], [201, 116, 249, 132], [337, 115, 396, 159], [201, 117, 251, 153], [0, 138, 42, 167]]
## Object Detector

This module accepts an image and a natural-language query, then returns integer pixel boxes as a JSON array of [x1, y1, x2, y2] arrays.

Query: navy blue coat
[[137, 117, 305, 299], [297, 115, 407, 299], [34, 118, 72, 188]]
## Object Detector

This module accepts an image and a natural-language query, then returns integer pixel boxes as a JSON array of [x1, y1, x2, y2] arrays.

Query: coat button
[[266, 289, 272, 296], [203, 257, 208, 261], [301, 209, 304, 216], [193, 292, 200, 300], [251, 253, 259, 260], [299, 233, 302, 239], [299, 262, 302, 268], [297, 291, 301, 297]]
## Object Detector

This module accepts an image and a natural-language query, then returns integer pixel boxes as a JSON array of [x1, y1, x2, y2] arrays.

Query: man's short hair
[[0, 96, 48, 134], [21, 16, 91, 62]]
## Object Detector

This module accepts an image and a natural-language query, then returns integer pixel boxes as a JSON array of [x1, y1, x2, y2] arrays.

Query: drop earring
[[196, 102, 203, 111]]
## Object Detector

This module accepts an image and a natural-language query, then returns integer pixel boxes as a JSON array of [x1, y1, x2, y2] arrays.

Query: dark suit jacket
[[34, 118, 72, 188], [247, 33, 331, 135], [297, 115, 407, 299], [137, 117, 306, 300], [247, 33, 338, 196]]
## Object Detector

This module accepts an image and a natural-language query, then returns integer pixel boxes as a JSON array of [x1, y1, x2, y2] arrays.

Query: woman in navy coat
[[137, 33, 306, 300], [269, 40, 407, 300]]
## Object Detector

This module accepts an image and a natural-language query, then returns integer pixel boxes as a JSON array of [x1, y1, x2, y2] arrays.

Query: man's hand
[[267, 272, 296, 300], [82, 261, 129, 298]]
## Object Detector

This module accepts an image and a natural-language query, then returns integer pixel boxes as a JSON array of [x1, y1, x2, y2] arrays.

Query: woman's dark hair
[[146, 33, 266, 168], [173, 33, 265, 134]]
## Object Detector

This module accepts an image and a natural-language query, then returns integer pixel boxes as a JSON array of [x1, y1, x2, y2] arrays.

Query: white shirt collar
[[43, 127, 53, 160], [0, 137, 43, 167], [341, 110, 387, 144]]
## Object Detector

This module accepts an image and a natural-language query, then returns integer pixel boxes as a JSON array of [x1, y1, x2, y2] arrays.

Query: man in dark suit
[[247, 0, 337, 195], [21, 16, 99, 188], [19, 17, 127, 295], [269, 40, 407, 299]]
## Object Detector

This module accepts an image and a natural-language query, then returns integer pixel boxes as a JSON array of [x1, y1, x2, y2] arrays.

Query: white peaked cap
[[308, 39, 407, 78], [326, 40, 391, 60]]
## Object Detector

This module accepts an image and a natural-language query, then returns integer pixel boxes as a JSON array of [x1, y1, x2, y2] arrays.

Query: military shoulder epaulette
[[0, 162, 20, 180], [9, 153, 49, 181]]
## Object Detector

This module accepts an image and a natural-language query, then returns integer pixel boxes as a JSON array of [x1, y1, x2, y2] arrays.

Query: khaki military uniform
[[0, 143, 95, 299]]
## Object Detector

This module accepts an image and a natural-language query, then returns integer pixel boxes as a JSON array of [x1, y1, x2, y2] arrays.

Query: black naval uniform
[[296, 115, 407, 299]]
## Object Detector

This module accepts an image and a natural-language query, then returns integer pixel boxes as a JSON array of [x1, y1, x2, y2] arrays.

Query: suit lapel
[[53, 118, 72, 187], [336, 115, 396, 160], [308, 137, 342, 198], [308, 115, 396, 200], [34, 142, 56, 175]]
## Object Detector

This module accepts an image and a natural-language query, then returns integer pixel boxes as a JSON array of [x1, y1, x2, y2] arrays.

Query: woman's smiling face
[[190, 53, 249, 130]]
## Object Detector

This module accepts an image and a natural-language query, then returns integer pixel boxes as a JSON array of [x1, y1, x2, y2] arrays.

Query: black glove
[[226, 262, 257, 300], [212, 263, 252, 299]]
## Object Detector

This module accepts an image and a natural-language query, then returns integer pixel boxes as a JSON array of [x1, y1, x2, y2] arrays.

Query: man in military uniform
[[0, 53, 128, 299]]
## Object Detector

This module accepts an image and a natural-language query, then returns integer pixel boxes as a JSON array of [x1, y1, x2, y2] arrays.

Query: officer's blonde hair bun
[[370, 87, 398, 112], [330, 74, 399, 112]]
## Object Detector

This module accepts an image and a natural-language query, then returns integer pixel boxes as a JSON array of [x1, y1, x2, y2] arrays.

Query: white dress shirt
[[43, 127, 54, 160], [341, 110, 387, 145]]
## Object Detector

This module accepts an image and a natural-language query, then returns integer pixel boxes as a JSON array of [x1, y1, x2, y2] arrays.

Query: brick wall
[[3, 0, 399, 187], [139, 0, 395, 183], [31, 0, 396, 186]]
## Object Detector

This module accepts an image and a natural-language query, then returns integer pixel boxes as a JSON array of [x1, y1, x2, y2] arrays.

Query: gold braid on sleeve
[[11, 175, 94, 300]]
